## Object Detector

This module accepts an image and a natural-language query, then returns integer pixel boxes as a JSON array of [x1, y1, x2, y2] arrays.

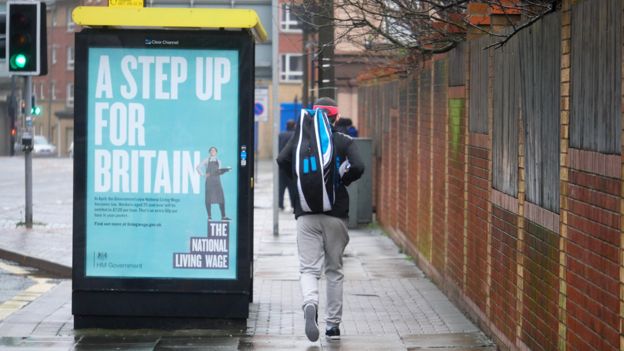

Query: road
[[0, 258, 61, 321], [0, 157, 69, 322], [0, 259, 35, 305], [0, 156, 73, 229]]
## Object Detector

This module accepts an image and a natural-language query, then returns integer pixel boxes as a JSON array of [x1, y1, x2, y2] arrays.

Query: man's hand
[[339, 160, 351, 178]]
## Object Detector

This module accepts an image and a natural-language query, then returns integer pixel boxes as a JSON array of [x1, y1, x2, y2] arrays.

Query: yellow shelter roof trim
[[72, 7, 268, 42]]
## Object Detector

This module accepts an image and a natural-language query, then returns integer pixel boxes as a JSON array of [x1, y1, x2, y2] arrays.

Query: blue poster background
[[85, 47, 239, 279]]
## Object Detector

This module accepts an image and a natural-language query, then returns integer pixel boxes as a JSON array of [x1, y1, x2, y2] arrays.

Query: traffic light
[[7, 1, 47, 76], [0, 12, 6, 61], [30, 96, 41, 116], [31, 105, 41, 116]]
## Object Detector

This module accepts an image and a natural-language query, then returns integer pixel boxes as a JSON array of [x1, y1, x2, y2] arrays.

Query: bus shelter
[[71, 5, 266, 328]]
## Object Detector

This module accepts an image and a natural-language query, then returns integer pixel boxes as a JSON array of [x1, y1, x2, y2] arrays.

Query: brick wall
[[558, 3, 572, 350], [355, 0, 623, 349], [377, 82, 392, 227], [407, 76, 420, 245], [521, 220, 559, 350], [417, 66, 433, 260], [388, 82, 400, 232], [398, 79, 410, 234], [490, 205, 518, 342], [446, 91, 466, 290], [565, 163, 620, 350], [465, 142, 490, 314], [432, 58, 448, 273]]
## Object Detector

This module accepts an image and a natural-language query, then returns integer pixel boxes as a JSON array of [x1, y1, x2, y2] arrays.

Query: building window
[[52, 45, 58, 65], [67, 46, 74, 70], [51, 81, 57, 100], [67, 7, 75, 32], [280, 4, 302, 32], [66, 83, 74, 107], [51, 7, 57, 27], [39, 83, 45, 100], [280, 54, 303, 82]]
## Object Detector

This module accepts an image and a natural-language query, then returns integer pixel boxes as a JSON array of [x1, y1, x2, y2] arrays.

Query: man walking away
[[278, 119, 297, 210], [276, 97, 364, 342]]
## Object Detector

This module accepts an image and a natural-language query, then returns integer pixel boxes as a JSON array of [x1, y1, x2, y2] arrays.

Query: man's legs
[[297, 214, 349, 341], [321, 216, 349, 329], [297, 215, 324, 341], [297, 215, 324, 307]]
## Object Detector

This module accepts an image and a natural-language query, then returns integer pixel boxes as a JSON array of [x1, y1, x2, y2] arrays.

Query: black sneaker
[[303, 304, 319, 342], [222, 216, 231, 221], [325, 326, 340, 340]]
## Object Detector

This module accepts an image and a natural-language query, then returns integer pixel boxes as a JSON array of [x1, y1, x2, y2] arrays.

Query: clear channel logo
[[145, 38, 180, 46]]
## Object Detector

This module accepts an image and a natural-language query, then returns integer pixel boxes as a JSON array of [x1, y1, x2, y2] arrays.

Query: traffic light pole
[[272, 0, 280, 236], [7, 0, 48, 228], [24, 76, 33, 229]]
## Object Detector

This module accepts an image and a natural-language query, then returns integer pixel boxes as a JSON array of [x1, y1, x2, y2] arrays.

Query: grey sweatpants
[[297, 214, 349, 327]]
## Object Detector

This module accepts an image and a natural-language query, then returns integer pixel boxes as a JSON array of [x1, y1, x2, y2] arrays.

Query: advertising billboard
[[73, 28, 254, 324], [85, 46, 239, 279]]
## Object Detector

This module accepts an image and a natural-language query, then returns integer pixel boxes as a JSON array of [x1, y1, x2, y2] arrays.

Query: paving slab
[[0, 336, 75, 350], [153, 336, 240, 350], [402, 332, 494, 349], [321, 335, 405, 351]]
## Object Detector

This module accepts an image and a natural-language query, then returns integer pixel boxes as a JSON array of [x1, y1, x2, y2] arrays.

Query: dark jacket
[[277, 131, 364, 219], [278, 129, 295, 152]]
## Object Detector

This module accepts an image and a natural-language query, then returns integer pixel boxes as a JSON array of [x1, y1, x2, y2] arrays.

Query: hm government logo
[[145, 38, 180, 46]]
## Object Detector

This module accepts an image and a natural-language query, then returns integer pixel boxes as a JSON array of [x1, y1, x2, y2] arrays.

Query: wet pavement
[[0, 157, 494, 350], [0, 157, 72, 277], [0, 260, 36, 305]]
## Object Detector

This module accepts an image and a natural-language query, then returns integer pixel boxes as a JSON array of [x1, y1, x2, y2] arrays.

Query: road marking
[[0, 261, 30, 275], [0, 261, 57, 321]]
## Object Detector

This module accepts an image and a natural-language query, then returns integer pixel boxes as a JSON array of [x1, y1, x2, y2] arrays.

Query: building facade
[[32, 0, 98, 157], [0, 0, 93, 157], [255, 0, 303, 159], [2, 0, 369, 157]]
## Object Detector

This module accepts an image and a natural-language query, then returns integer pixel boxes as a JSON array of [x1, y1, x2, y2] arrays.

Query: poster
[[85, 47, 239, 279]]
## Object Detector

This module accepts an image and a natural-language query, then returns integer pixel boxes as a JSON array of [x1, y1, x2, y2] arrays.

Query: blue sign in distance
[[254, 102, 264, 116]]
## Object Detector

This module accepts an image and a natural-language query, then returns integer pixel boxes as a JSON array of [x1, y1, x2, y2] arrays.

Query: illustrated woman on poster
[[196, 146, 232, 221]]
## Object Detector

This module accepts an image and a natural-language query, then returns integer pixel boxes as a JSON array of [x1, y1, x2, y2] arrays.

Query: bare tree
[[292, 0, 560, 59]]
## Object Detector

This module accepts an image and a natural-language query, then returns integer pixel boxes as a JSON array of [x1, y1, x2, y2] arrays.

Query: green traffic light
[[15, 54, 27, 68], [31, 106, 41, 116], [10, 53, 28, 69]]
